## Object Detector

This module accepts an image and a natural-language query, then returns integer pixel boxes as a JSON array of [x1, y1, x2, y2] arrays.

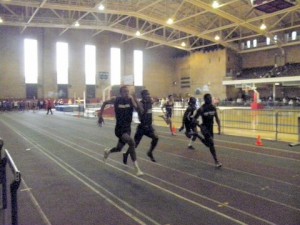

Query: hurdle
[[0, 138, 22, 225]]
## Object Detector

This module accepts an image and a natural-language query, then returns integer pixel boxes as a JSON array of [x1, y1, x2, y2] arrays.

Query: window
[[266, 37, 271, 45], [24, 39, 38, 84], [85, 45, 96, 85], [86, 85, 96, 99], [26, 84, 38, 99], [253, 39, 257, 48], [56, 42, 69, 84], [134, 50, 143, 86], [291, 31, 297, 41], [110, 48, 121, 85], [57, 84, 68, 99], [246, 40, 251, 48]]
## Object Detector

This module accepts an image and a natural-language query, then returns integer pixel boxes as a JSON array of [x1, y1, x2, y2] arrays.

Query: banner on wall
[[98, 72, 109, 80]]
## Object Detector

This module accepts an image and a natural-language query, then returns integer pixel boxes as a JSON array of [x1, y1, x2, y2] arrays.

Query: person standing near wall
[[97, 85, 144, 176], [46, 98, 53, 115]]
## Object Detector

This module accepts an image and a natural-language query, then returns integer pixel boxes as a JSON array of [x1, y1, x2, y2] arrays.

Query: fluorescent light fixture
[[260, 23, 267, 30], [166, 18, 174, 25], [214, 35, 220, 41], [135, 31, 141, 36], [74, 21, 80, 27], [98, 4, 105, 10], [181, 42, 186, 47], [212, 1, 220, 8]]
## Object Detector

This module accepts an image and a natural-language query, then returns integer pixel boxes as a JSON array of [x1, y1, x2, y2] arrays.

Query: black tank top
[[139, 100, 152, 126], [114, 97, 133, 127], [165, 101, 173, 114], [186, 105, 196, 122], [199, 104, 217, 127]]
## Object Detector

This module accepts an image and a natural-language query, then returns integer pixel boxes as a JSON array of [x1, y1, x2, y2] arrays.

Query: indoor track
[[0, 111, 299, 225]]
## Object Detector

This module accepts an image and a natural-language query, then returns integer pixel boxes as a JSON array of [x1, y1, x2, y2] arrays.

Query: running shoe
[[147, 151, 156, 162], [103, 148, 110, 162], [136, 170, 144, 176], [215, 161, 222, 168], [188, 145, 195, 150]]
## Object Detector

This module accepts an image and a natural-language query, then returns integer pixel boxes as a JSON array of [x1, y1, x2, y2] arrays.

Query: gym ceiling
[[0, 0, 299, 53]]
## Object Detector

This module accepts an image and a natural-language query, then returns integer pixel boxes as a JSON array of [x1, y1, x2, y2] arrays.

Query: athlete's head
[[141, 89, 151, 102], [203, 93, 212, 105], [120, 85, 129, 99], [188, 97, 196, 106]]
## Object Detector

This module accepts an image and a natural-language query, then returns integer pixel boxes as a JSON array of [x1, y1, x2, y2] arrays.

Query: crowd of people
[[0, 98, 63, 112]]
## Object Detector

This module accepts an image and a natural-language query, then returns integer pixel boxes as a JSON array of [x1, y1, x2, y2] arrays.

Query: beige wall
[[0, 26, 180, 100], [242, 45, 300, 68], [174, 50, 227, 100], [0, 27, 26, 98], [1, 26, 298, 101]]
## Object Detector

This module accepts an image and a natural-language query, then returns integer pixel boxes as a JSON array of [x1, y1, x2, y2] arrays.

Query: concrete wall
[[174, 49, 227, 100], [241, 45, 300, 68], [0, 26, 180, 100]]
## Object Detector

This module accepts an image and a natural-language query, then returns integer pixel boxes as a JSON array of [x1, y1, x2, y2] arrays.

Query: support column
[[273, 84, 276, 100]]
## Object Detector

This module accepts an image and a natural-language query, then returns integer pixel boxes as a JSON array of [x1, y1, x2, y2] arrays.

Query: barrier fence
[[0, 138, 21, 225], [153, 108, 300, 142]]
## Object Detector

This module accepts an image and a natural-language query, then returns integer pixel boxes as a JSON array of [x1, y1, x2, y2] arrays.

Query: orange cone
[[256, 135, 263, 146], [172, 126, 177, 134]]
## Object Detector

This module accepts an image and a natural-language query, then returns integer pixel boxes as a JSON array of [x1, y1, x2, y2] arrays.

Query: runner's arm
[[97, 97, 116, 125]]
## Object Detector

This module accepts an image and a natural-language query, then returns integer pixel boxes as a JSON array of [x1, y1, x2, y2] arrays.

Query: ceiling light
[[260, 23, 267, 30], [214, 35, 220, 41], [98, 4, 105, 10], [0, 18, 3, 23], [166, 18, 174, 25], [181, 42, 186, 47], [135, 31, 141, 36], [212, 1, 220, 9], [74, 21, 80, 27]]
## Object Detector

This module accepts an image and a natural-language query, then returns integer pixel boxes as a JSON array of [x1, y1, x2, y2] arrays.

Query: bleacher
[[236, 63, 300, 80]]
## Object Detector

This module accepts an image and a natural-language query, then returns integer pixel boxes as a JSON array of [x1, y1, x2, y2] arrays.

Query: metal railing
[[218, 109, 300, 141], [0, 138, 21, 225], [152, 108, 300, 142]]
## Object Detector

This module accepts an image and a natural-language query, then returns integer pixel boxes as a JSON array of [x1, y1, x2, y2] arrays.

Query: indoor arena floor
[[0, 110, 299, 225]]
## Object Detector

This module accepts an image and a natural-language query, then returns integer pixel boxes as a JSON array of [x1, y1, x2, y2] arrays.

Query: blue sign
[[98, 72, 109, 80]]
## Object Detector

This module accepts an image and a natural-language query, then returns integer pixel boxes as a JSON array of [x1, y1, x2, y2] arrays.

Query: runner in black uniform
[[123, 89, 159, 164], [179, 97, 199, 150], [97, 85, 144, 176], [161, 95, 175, 135], [194, 93, 222, 168]]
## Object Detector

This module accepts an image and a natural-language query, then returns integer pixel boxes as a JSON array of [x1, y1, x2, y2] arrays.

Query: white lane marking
[[22, 117, 300, 210], [4, 119, 247, 225], [2, 120, 158, 225], [21, 179, 52, 225], [3, 115, 298, 224], [158, 131, 300, 162]]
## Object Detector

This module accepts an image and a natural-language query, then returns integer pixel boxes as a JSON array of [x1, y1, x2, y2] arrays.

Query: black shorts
[[184, 122, 196, 138], [136, 124, 155, 137], [166, 112, 172, 118], [200, 124, 214, 138], [115, 126, 131, 139]]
